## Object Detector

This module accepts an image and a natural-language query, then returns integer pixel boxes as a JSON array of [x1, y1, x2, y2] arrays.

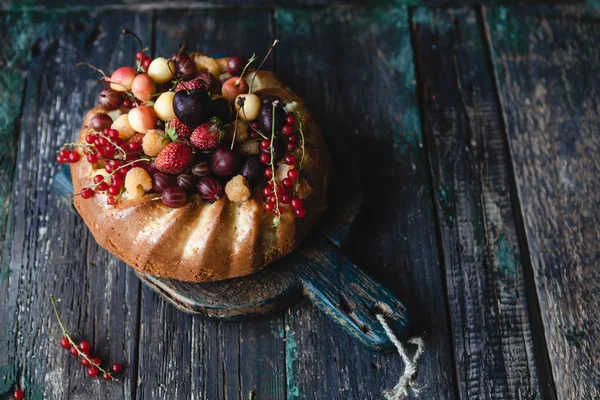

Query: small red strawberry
[[190, 119, 224, 150], [169, 117, 193, 140], [128, 132, 145, 145], [175, 76, 206, 92], [155, 142, 194, 175]]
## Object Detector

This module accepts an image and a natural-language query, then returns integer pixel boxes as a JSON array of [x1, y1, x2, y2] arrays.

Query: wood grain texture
[[486, 6, 600, 399], [0, 11, 150, 399], [135, 9, 288, 400], [412, 7, 556, 399], [275, 7, 457, 399]]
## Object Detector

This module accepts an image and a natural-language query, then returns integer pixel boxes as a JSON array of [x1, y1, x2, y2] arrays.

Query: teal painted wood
[[275, 7, 457, 399], [486, 6, 600, 399], [0, 11, 150, 399], [412, 7, 555, 399]]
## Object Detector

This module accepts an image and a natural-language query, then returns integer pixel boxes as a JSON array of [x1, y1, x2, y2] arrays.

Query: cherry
[[136, 51, 145, 60], [79, 341, 91, 355], [291, 198, 303, 210], [282, 124, 293, 136], [111, 363, 123, 373], [287, 169, 299, 180], [286, 113, 296, 125], [294, 208, 306, 218], [80, 188, 94, 199], [60, 336, 71, 349], [227, 56, 248, 76], [87, 366, 99, 378], [284, 154, 296, 165], [13, 389, 24, 400], [107, 196, 117, 206], [69, 346, 79, 356]]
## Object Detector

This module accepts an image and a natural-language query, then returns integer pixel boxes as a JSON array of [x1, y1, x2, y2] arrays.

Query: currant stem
[[295, 113, 306, 194], [250, 40, 279, 93], [270, 103, 281, 227]]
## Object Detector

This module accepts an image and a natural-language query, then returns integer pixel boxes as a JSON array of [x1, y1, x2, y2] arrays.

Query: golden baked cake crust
[[70, 68, 331, 282]]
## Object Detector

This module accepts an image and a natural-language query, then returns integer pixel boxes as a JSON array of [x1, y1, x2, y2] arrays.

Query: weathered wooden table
[[1, 2, 599, 399]]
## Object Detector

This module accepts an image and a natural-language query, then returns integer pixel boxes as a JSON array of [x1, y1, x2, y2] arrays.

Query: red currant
[[97, 182, 109, 191], [13, 389, 25, 400], [264, 168, 273, 179], [287, 169, 300, 180], [264, 201, 274, 212], [128, 142, 141, 153], [69, 346, 79, 356], [78, 341, 91, 355], [96, 137, 108, 147], [291, 198, 304, 210], [103, 373, 112, 381], [107, 196, 117, 206], [59, 149, 69, 158], [282, 125, 293, 136], [68, 152, 80, 163], [91, 357, 102, 366], [251, 122, 259, 130], [260, 139, 271, 150], [289, 135, 298, 143], [60, 336, 71, 349], [123, 99, 132, 108], [108, 129, 120, 140], [108, 186, 120, 196], [112, 177, 124, 189], [87, 153, 99, 164], [56, 155, 64, 163], [85, 134, 97, 144], [294, 208, 306, 218], [284, 154, 296, 165], [80, 188, 94, 199], [286, 113, 296, 125], [282, 178, 293, 188], [81, 358, 91, 367], [87, 366, 99, 378], [111, 363, 123, 373], [262, 186, 273, 197], [259, 153, 271, 164], [287, 143, 296, 151], [280, 193, 292, 204], [105, 164, 114, 174]]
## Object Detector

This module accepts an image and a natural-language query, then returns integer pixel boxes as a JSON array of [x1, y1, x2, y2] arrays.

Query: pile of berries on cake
[[57, 35, 309, 222]]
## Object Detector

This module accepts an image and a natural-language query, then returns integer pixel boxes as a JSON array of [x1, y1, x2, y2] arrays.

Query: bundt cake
[[59, 42, 331, 282]]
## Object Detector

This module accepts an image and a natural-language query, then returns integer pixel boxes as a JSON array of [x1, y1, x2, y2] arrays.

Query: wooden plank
[[0, 11, 150, 399], [486, 6, 600, 399], [275, 7, 457, 399], [412, 7, 556, 399], [135, 8, 286, 400]]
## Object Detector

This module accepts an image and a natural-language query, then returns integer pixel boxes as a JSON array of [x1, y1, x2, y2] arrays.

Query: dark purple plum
[[239, 155, 263, 187]]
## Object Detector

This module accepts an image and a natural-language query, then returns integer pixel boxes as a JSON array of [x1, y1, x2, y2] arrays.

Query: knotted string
[[375, 314, 425, 400]]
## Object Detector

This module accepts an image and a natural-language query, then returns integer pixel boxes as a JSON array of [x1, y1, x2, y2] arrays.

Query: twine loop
[[375, 313, 425, 400]]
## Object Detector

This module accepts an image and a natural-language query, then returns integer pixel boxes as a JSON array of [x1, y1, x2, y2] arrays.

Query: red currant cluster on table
[[51, 296, 123, 381], [57, 33, 309, 224]]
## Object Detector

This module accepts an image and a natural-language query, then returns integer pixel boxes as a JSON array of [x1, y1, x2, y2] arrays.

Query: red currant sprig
[[51, 295, 123, 381], [267, 102, 282, 226], [56, 148, 81, 164]]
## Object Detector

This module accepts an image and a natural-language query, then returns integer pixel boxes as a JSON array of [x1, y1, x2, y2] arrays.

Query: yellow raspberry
[[124, 167, 152, 198], [142, 129, 170, 156], [111, 114, 136, 140], [225, 175, 251, 203]]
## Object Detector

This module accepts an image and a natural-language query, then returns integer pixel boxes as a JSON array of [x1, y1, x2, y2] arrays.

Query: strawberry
[[190, 120, 224, 150], [175, 76, 206, 92], [169, 117, 193, 140], [128, 132, 145, 145], [155, 142, 194, 175]]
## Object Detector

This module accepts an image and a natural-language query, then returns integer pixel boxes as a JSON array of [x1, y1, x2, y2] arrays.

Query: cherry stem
[[50, 295, 117, 381], [77, 62, 108, 79], [167, 61, 190, 94], [250, 39, 279, 93], [231, 109, 239, 151], [270, 102, 281, 227], [235, 53, 258, 87], [243, 118, 267, 140], [123, 29, 144, 54]]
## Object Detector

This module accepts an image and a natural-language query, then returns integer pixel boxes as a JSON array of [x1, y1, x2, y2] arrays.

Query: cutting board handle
[[296, 235, 409, 351]]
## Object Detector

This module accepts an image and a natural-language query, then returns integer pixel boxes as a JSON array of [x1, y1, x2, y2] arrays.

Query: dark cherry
[[90, 113, 113, 132], [196, 71, 222, 94], [226, 56, 248, 76], [239, 155, 263, 187], [175, 56, 197, 80], [211, 96, 232, 123], [197, 176, 223, 203], [177, 173, 197, 193], [173, 88, 211, 127], [210, 147, 239, 177], [98, 88, 124, 111], [191, 161, 211, 178], [152, 172, 177, 193], [162, 187, 187, 208]]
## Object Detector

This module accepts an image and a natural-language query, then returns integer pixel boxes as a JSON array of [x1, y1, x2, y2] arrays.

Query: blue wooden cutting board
[[53, 137, 409, 352]]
